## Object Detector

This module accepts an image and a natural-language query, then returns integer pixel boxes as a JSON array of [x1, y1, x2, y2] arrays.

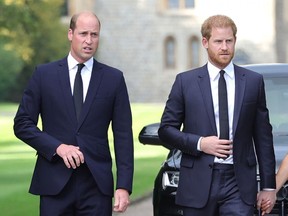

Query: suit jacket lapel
[[197, 65, 218, 135], [78, 59, 104, 126], [233, 65, 246, 133], [58, 58, 77, 124]]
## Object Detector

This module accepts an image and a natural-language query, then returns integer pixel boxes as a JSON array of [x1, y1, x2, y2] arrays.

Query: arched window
[[165, 36, 176, 69], [189, 36, 200, 68]]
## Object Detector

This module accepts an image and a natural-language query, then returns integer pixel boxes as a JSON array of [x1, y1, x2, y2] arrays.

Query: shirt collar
[[207, 61, 235, 81], [67, 53, 94, 71]]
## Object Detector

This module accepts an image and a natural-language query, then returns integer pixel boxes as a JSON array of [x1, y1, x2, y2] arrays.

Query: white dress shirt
[[208, 61, 235, 164], [67, 53, 93, 102], [197, 61, 235, 164]]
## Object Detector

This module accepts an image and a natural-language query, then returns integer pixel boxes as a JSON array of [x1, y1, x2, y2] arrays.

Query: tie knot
[[220, 70, 225, 76], [77, 63, 85, 73]]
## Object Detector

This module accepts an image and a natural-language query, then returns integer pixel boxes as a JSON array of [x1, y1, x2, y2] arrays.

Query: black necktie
[[73, 63, 85, 121], [218, 70, 229, 158]]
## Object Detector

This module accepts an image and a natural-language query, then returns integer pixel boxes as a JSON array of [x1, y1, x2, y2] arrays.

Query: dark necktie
[[73, 63, 85, 121], [218, 70, 229, 159]]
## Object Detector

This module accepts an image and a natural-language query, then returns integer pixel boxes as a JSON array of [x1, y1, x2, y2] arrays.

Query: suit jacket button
[[209, 164, 213, 169]]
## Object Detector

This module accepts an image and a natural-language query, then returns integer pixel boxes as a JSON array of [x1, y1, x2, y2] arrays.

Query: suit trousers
[[183, 163, 254, 216], [40, 163, 112, 216]]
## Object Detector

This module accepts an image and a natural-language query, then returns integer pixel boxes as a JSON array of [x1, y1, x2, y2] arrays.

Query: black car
[[139, 63, 288, 216]]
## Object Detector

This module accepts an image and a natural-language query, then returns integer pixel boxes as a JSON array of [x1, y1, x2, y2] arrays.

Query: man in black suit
[[14, 11, 133, 216], [158, 15, 276, 215]]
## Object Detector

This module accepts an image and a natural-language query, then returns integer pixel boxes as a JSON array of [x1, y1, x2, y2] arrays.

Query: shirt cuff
[[197, 137, 203, 151], [262, 188, 275, 191]]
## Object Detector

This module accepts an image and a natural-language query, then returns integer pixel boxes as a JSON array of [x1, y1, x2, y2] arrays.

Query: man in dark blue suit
[[14, 11, 133, 216], [158, 15, 276, 215]]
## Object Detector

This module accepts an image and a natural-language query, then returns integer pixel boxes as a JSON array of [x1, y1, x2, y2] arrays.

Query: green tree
[[0, 40, 24, 100], [0, 0, 69, 101]]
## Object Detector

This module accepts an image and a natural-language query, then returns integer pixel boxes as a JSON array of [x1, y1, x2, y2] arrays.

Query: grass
[[0, 102, 168, 215]]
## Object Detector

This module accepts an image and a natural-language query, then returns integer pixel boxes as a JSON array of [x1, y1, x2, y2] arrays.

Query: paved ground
[[113, 195, 153, 216]]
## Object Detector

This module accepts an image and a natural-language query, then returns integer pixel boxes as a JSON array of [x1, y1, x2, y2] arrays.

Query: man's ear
[[202, 37, 208, 49], [68, 29, 73, 42]]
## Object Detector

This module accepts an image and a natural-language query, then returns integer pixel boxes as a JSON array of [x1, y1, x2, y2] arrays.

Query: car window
[[264, 76, 288, 167], [264, 77, 288, 133]]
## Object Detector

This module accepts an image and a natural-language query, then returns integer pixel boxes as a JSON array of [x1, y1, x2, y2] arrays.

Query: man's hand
[[56, 144, 84, 169], [113, 189, 130, 213], [257, 190, 276, 215], [200, 136, 233, 158]]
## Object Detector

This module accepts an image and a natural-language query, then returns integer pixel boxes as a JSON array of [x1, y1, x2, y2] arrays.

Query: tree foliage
[[0, 40, 24, 100], [0, 0, 69, 101]]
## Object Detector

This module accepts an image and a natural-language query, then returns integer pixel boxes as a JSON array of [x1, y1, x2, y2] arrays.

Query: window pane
[[264, 77, 288, 132], [168, 0, 179, 9], [190, 37, 200, 68], [165, 37, 176, 68], [61, 0, 69, 16], [185, 0, 195, 8]]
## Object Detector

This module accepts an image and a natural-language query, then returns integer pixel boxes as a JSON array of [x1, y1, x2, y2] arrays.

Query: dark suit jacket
[[14, 57, 134, 197], [158, 64, 275, 208]]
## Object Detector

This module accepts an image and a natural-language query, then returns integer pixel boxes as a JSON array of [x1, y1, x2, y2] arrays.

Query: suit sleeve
[[253, 76, 276, 189], [112, 74, 134, 194], [13, 67, 62, 161], [158, 74, 201, 156]]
